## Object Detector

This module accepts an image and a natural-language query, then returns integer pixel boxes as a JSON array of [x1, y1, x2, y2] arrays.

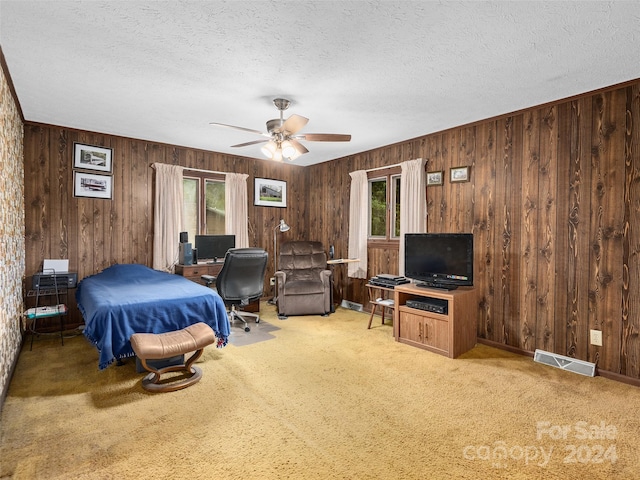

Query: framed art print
[[254, 178, 287, 207], [73, 142, 113, 173], [73, 171, 113, 199], [427, 171, 444, 186], [450, 166, 470, 183]]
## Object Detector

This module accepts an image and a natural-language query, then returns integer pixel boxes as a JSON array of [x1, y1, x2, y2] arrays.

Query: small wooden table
[[327, 258, 360, 311], [366, 283, 395, 329]]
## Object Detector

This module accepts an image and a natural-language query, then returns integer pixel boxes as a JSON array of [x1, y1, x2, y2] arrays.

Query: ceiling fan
[[209, 98, 351, 161]]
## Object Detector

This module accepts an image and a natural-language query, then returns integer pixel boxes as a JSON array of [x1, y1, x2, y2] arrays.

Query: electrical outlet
[[590, 329, 603, 346], [270, 277, 275, 286]]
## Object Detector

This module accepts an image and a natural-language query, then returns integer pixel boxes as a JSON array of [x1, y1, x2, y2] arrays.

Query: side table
[[366, 283, 395, 329], [327, 258, 360, 312]]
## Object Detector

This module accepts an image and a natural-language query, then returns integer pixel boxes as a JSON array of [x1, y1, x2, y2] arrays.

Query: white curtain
[[399, 158, 427, 275], [152, 163, 184, 272], [347, 170, 368, 278], [225, 173, 249, 248]]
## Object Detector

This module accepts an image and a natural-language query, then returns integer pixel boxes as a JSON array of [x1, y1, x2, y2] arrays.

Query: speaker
[[179, 231, 188, 243], [192, 248, 198, 265], [179, 242, 193, 265], [329, 245, 335, 260]]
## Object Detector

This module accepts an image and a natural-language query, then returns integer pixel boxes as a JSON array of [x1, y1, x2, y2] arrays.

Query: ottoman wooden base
[[130, 322, 215, 393]]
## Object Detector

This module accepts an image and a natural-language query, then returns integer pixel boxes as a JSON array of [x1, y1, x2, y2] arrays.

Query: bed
[[76, 263, 230, 370]]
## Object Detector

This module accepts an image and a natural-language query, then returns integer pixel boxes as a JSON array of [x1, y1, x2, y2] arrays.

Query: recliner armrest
[[274, 271, 286, 295], [320, 269, 332, 285]]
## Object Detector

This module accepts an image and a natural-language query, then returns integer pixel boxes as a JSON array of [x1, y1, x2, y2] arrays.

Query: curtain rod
[[183, 166, 228, 175], [364, 162, 402, 173], [150, 163, 227, 176], [364, 158, 426, 173]]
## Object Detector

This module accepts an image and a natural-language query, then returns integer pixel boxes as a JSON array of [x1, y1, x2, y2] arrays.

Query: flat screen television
[[404, 233, 473, 290], [194, 234, 235, 262]]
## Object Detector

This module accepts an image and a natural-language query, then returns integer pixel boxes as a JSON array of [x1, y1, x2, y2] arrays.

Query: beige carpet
[[1, 304, 639, 479]]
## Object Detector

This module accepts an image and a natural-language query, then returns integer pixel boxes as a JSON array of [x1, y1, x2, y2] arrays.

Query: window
[[183, 172, 225, 242], [368, 169, 401, 241]]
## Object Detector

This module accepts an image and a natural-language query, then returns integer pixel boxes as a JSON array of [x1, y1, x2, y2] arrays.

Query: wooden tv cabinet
[[393, 283, 477, 358]]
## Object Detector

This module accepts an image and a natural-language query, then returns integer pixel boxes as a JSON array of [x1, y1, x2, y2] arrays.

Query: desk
[[175, 263, 223, 285], [175, 263, 259, 313], [326, 258, 360, 310]]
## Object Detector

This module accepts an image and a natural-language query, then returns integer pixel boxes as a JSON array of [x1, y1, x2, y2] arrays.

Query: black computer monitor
[[194, 235, 235, 262]]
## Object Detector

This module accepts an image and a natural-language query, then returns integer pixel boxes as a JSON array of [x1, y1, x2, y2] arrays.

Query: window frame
[[367, 166, 401, 245], [183, 170, 226, 238]]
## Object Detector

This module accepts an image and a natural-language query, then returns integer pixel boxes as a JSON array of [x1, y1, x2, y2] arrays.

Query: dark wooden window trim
[[183, 169, 225, 235], [367, 166, 401, 244]]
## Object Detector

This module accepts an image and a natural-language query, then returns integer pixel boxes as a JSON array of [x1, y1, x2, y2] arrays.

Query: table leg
[[367, 304, 378, 329]]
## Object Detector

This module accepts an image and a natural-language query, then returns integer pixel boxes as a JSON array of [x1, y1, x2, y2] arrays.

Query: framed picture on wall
[[73, 171, 113, 199], [254, 178, 287, 207], [427, 171, 444, 186], [73, 142, 113, 173], [450, 166, 470, 183]]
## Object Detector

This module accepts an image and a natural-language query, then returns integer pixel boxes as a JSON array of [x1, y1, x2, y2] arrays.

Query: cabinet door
[[423, 316, 449, 354], [398, 310, 449, 355], [398, 311, 424, 344]]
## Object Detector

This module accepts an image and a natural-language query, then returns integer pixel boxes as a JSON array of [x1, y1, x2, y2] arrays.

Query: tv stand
[[416, 282, 458, 291], [394, 284, 477, 358]]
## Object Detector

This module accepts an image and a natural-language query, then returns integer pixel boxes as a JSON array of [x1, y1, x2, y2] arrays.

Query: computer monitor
[[194, 235, 235, 262]]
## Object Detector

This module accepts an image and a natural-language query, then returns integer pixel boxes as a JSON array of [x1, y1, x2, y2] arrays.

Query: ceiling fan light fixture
[[211, 97, 350, 163], [286, 148, 301, 161], [261, 141, 277, 159], [281, 140, 297, 159]]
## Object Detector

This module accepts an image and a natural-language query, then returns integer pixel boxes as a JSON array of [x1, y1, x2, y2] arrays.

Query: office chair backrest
[[216, 248, 268, 304]]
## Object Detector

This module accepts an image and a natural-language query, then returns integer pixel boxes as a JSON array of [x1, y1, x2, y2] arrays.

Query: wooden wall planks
[[23, 125, 308, 326], [622, 85, 640, 378], [305, 80, 640, 381], [22, 78, 640, 381]]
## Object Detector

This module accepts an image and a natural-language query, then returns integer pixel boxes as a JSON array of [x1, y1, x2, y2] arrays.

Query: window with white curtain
[[368, 169, 401, 241], [183, 173, 225, 242]]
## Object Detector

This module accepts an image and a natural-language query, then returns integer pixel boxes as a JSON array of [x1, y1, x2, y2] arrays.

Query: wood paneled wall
[[23, 124, 307, 325], [308, 81, 640, 381], [24, 79, 640, 381]]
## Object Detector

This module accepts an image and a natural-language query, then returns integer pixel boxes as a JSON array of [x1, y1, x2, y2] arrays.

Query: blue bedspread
[[76, 264, 230, 370]]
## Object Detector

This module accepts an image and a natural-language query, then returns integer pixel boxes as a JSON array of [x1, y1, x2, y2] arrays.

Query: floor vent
[[533, 349, 596, 377], [340, 300, 363, 312]]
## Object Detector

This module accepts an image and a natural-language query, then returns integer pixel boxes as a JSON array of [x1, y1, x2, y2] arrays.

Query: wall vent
[[340, 300, 363, 312], [533, 349, 596, 377]]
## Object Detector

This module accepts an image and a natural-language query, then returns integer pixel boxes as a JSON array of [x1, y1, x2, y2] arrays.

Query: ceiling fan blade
[[231, 139, 269, 148], [278, 114, 309, 135], [296, 133, 351, 142], [209, 122, 269, 137], [289, 138, 309, 154]]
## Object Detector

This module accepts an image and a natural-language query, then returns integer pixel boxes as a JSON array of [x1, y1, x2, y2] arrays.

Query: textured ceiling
[[2, 1, 640, 166]]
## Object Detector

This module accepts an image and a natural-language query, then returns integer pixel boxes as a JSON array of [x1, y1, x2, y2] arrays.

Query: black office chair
[[215, 248, 268, 332]]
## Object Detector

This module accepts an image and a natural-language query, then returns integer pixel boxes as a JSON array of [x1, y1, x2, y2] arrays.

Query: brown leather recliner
[[275, 241, 332, 319]]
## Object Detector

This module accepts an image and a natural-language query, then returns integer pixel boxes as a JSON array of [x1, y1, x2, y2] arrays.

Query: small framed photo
[[450, 166, 470, 183], [254, 178, 287, 207], [74, 171, 113, 199], [427, 171, 444, 186], [73, 142, 113, 173]]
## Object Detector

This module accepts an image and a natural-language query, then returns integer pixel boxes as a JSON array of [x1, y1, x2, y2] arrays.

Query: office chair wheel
[[256, 318, 260, 324], [244, 326, 250, 332]]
